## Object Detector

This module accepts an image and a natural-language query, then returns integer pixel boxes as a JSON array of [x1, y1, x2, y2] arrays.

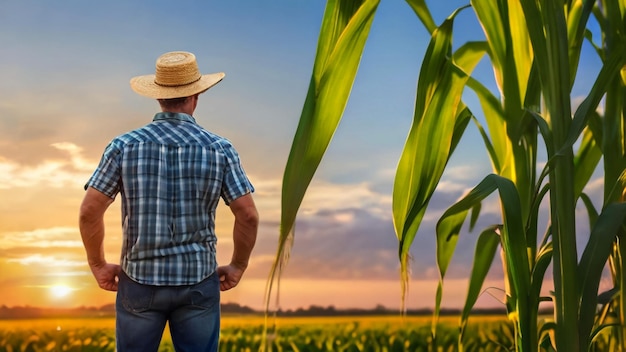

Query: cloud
[[0, 143, 96, 189], [442, 164, 486, 183], [0, 226, 82, 249], [572, 94, 605, 115], [228, 178, 402, 280], [281, 206, 400, 280], [243, 171, 505, 282], [583, 176, 604, 198], [50, 142, 96, 172], [0, 227, 86, 273], [299, 180, 393, 219], [7, 254, 84, 268]]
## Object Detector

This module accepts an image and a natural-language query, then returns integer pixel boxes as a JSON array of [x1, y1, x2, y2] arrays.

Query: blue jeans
[[115, 271, 220, 352]]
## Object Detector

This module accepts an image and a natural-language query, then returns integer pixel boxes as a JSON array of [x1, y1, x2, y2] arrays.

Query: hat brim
[[130, 72, 225, 99]]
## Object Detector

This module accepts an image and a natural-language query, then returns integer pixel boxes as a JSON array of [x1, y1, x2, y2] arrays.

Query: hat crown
[[154, 52, 202, 87], [130, 51, 224, 99]]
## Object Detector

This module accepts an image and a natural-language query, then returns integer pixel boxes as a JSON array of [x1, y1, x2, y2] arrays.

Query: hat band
[[154, 75, 202, 88]]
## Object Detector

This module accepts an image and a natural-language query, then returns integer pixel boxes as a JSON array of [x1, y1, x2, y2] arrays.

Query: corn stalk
[[266, 0, 626, 351], [579, 0, 626, 349]]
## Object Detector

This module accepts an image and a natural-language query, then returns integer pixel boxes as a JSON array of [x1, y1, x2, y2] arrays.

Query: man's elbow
[[79, 205, 101, 234], [230, 194, 259, 234], [241, 206, 259, 230], [79, 190, 112, 226]]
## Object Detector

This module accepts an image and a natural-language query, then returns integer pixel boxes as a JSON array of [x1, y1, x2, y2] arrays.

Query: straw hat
[[130, 51, 225, 99]]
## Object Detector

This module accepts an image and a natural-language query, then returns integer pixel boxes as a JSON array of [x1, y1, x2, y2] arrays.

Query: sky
[[0, 1, 607, 312]]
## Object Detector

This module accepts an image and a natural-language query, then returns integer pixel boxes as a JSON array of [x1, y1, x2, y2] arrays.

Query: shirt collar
[[153, 112, 197, 124]]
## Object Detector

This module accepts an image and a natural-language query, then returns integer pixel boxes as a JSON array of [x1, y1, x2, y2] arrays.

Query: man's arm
[[217, 193, 258, 291], [79, 187, 120, 291]]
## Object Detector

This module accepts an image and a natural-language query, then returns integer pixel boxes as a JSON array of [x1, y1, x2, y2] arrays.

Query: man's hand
[[90, 262, 121, 291], [217, 264, 245, 291]]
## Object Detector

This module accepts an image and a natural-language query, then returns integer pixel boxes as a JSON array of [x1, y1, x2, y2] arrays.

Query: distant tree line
[[0, 303, 541, 319]]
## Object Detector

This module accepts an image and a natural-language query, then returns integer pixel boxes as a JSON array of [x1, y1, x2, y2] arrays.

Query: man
[[79, 51, 258, 351]]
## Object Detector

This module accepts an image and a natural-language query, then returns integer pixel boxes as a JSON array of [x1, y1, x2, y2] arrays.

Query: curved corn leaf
[[573, 121, 602, 199], [460, 225, 500, 335], [598, 24, 626, 203], [565, 47, 626, 152], [266, 0, 380, 313], [606, 170, 626, 205], [566, 0, 596, 85], [465, 77, 506, 174], [579, 193, 599, 229], [472, 0, 541, 228], [435, 174, 531, 287], [578, 202, 626, 348], [471, 0, 532, 117], [404, 0, 437, 34], [527, 182, 550, 256], [530, 242, 553, 304], [392, 6, 482, 312], [538, 321, 557, 351], [435, 174, 530, 345], [469, 202, 481, 232], [281, 0, 380, 236]]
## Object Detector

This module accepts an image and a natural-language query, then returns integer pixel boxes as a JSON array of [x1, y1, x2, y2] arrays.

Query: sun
[[49, 284, 73, 299]]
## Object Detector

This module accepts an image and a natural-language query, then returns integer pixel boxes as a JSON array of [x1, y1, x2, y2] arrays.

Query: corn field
[[2, 315, 624, 351], [0, 316, 540, 352], [267, 0, 626, 351]]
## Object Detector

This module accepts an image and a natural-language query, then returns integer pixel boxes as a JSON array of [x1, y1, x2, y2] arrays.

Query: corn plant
[[263, 0, 380, 321], [266, 0, 626, 351]]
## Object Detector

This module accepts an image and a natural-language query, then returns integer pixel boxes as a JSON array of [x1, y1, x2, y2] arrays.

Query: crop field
[[0, 315, 518, 351]]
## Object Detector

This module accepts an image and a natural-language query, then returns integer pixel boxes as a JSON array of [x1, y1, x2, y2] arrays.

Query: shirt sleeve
[[84, 141, 122, 199], [220, 143, 254, 205]]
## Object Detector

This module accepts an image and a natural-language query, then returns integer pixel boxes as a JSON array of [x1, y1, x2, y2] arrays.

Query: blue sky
[[0, 1, 607, 311]]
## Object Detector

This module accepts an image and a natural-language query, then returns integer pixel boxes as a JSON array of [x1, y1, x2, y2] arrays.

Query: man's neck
[[160, 94, 198, 115], [162, 107, 194, 115]]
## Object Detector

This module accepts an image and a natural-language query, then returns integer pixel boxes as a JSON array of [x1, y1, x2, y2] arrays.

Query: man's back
[[87, 112, 253, 285]]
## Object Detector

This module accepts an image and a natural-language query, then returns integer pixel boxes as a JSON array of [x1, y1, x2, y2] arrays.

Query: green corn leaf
[[578, 202, 626, 348], [471, 0, 540, 226], [606, 169, 626, 205], [469, 202, 481, 232], [573, 125, 602, 198], [566, 0, 596, 85], [565, 47, 625, 151], [460, 225, 500, 335], [392, 6, 481, 312], [394, 20, 484, 256], [583, 28, 603, 58], [470, 0, 506, 96], [465, 77, 506, 174], [530, 242, 553, 304], [281, 0, 379, 236], [527, 183, 550, 256], [505, 0, 533, 106], [404, 0, 437, 34], [435, 174, 530, 341], [538, 321, 557, 350], [436, 174, 531, 292], [471, 0, 532, 114], [453, 41, 489, 74], [579, 193, 599, 228], [266, 0, 380, 312]]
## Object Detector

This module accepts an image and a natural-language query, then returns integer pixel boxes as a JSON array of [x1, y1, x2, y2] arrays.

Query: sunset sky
[[0, 1, 606, 312]]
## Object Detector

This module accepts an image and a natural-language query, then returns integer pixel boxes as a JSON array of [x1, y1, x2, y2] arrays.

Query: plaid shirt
[[85, 112, 254, 286]]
